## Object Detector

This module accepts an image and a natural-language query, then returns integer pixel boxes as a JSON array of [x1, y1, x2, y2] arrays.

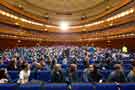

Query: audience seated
[[83, 64, 102, 83], [17, 63, 31, 84], [7, 57, 18, 71], [51, 64, 64, 83], [33, 58, 47, 71], [66, 64, 79, 83], [107, 64, 127, 83], [0, 46, 134, 84], [0, 69, 9, 83], [127, 60, 135, 82]]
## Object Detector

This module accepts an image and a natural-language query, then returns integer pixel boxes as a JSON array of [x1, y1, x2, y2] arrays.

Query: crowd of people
[[0, 46, 134, 84]]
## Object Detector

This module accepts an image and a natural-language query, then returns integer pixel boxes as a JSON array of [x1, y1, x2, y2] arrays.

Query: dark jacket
[[66, 70, 79, 83], [51, 70, 64, 83], [87, 71, 102, 82], [107, 70, 127, 82]]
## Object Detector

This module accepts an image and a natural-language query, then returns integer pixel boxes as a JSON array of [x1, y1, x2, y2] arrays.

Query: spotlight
[[59, 21, 69, 31]]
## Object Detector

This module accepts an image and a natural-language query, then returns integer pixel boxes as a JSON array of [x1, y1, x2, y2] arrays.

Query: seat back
[[96, 83, 118, 90], [120, 83, 135, 90], [37, 71, 51, 82], [8, 71, 19, 82], [0, 84, 17, 90], [29, 71, 37, 80], [72, 83, 93, 90], [44, 83, 67, 90], [19, 84, 41, 90]]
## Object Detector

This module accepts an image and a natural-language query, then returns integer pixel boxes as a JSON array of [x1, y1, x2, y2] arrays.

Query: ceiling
[[26, 0, 104, 12], [2, 0, 130, 26], [0, 0, 134, 45]]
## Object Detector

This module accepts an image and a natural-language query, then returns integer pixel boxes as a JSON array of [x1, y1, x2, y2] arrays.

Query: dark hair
[[92, 64, 98, 73], [21, 64, 28, 70], [0, 69, 7, 79], [113, 64, 121, 70]]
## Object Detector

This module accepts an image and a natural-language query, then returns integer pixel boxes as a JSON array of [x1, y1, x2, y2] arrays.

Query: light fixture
[[59, 21, 69, 31]]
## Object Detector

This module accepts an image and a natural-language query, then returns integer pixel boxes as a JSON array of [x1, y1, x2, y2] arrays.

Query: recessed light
[[59, 21, 69, 31]]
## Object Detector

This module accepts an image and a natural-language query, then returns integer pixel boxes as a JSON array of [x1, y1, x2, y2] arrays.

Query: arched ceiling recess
[[0, 0, 132, 26], [0, 5, 134, 33]]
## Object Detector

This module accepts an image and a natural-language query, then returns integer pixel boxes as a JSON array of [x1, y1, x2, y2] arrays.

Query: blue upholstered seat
[[29, 71, 37, 80], [72, 83, 93, 90], [0, 83, 135, 90], [77, 64, 85, 70], [120, 83, 135, 90], [62, 65, 68, 70], [0, 84, 17, 90], [96, 83, 118, 90], [44, 83, 67, 90], [77, 70, 83, 82], [100, 70, 111, 80], [19, 84, 41, 90], [37, 71, 51, 82], [123, 64, 132, 70], [8, 71, 19, 82]]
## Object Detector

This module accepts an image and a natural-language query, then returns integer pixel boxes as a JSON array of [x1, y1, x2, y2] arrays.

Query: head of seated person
[[2, 53, 10, 63], [69, 64, 77, 73], [113, 64, 123, 72], [17, 59, 27, 70], [33, 59, 46, 71], [21, 63, 30, 72], [0, 59, 3, 64], [7, 57, 18, 70], [53, 64, 62, 72], [88, 64, 96, 72], [38, 58, 45, 66]]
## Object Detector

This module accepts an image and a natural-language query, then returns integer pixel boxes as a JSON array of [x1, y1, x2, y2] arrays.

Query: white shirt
[[0, 79, 8, 83], [18, 70, 31, 84]]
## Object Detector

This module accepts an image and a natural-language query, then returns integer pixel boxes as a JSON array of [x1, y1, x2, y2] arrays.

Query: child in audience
[[0, 69, 9, 83], [17, 63, 31, 84]]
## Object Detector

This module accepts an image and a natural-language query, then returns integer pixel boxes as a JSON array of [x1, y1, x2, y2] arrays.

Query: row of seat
[[62, 63, 132, 70], [0, 83, 135, 90], [8, 70, 130, 82], [0, 63, 132, 71]]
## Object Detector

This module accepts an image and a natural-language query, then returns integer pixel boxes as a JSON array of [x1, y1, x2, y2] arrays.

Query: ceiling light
[[59, 21, 69, 31]]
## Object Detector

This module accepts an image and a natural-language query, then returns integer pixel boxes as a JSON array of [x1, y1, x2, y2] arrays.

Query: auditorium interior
[[0, 0, 135, 90]]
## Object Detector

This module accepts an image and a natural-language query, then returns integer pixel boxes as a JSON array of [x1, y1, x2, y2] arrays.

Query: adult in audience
[[7, 57, 18, 71], [17, 59, 26, 70], [17, 63, 31, 84], [83, 64, 102, 83], [66, 64, 79, 82], [51, 64, 64, 83], [32, 58, 47, 71], [127, 60, 135, 82], [2, 52, 10, 64], [107, 64, 127, 83]]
